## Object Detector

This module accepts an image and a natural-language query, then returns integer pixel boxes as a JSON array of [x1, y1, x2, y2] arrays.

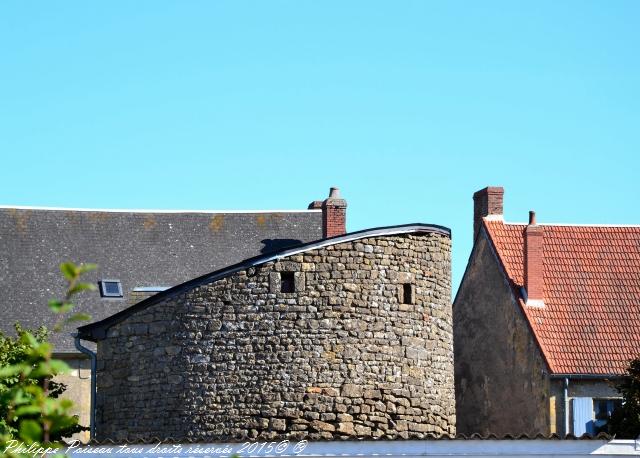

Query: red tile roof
[[484, 220, 640, 375]]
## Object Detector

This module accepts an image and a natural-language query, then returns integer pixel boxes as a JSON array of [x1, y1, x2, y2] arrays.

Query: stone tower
[[79, 224, 455, 441]]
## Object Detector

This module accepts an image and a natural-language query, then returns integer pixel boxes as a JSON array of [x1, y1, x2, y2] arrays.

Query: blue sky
[[1, 1, 638, 291]]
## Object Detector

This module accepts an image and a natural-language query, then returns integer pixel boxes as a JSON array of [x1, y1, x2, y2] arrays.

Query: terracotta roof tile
[[484, 220, 640, 375]]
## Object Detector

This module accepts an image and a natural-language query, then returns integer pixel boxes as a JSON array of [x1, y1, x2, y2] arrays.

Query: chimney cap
[[529, 211, 537, 225], [473, 186, 504, 198]]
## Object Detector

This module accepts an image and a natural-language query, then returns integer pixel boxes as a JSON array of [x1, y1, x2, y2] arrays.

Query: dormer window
[[99, 279, 123, 298]]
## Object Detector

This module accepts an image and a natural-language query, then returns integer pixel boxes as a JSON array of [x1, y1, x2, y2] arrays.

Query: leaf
[[19, 419, 42, 443], [64, 313, 91, 324], [12, 387, 35, 404], [68, 282, 97, 296], [29, 364, 49, 379], [48, 299, 64, 313], [31, 357, 67, 378], [14, 405, 42, 417], [48, 359, 70, 375], [0, 363, 27, 379], [42, 397, 58, 415], [77, 263, 97, 274], [19, 332, 39, 349], [41, 343, 53, 359], [48, 300, 74, 314], [60, 262, 77, 281], [50, 416, 78, 434]]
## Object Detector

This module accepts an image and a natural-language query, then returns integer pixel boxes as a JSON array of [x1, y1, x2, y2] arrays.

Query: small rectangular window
[[99, 280, 123, 298], [403, 283, 413, 304], [280, 272, 295, 293]]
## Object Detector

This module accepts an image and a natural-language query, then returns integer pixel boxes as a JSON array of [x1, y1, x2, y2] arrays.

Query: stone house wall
[[453, 233, 549, 436], [95, 231, 454, 441]]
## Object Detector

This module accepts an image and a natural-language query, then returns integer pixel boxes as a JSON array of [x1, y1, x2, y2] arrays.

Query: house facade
[[454, 186, 640, 437], [0, 187, 346, 440], [78, 224, 455, 442]]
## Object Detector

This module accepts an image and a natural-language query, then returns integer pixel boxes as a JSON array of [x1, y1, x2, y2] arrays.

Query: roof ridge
[[0, 205, 321, 214], [500, 221, 640, 228]]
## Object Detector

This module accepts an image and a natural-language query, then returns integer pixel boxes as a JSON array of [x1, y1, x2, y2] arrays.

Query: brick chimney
[[309, 187, 347, 238], [524, 210, 544, 306], [473, 186, 504, 241]]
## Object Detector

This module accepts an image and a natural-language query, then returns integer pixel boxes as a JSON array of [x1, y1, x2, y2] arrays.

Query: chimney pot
[[529, 211, 536, 225]]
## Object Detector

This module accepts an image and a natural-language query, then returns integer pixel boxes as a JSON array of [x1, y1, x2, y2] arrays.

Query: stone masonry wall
[[96, 232, 454, 441]]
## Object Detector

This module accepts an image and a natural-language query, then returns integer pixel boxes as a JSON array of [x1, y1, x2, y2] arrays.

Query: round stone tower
[[80, 224, 455, 441]]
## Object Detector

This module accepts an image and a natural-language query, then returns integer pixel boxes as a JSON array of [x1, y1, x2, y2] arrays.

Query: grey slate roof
[[0, 207, 322, 352]]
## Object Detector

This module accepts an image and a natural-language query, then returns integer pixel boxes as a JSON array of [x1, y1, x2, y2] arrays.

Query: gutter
[[549, 373, 624, 380], [74, 334, 96, 440], [564, 377, 569, 437]]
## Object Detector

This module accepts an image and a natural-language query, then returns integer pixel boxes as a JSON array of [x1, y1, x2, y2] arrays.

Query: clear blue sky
[[1, 1, 638, 291]]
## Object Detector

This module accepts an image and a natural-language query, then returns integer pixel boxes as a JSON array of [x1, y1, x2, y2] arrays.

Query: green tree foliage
[[0, 325, 70, 439], [0, 262, 95, 456], [608, 358, 640, 438]]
